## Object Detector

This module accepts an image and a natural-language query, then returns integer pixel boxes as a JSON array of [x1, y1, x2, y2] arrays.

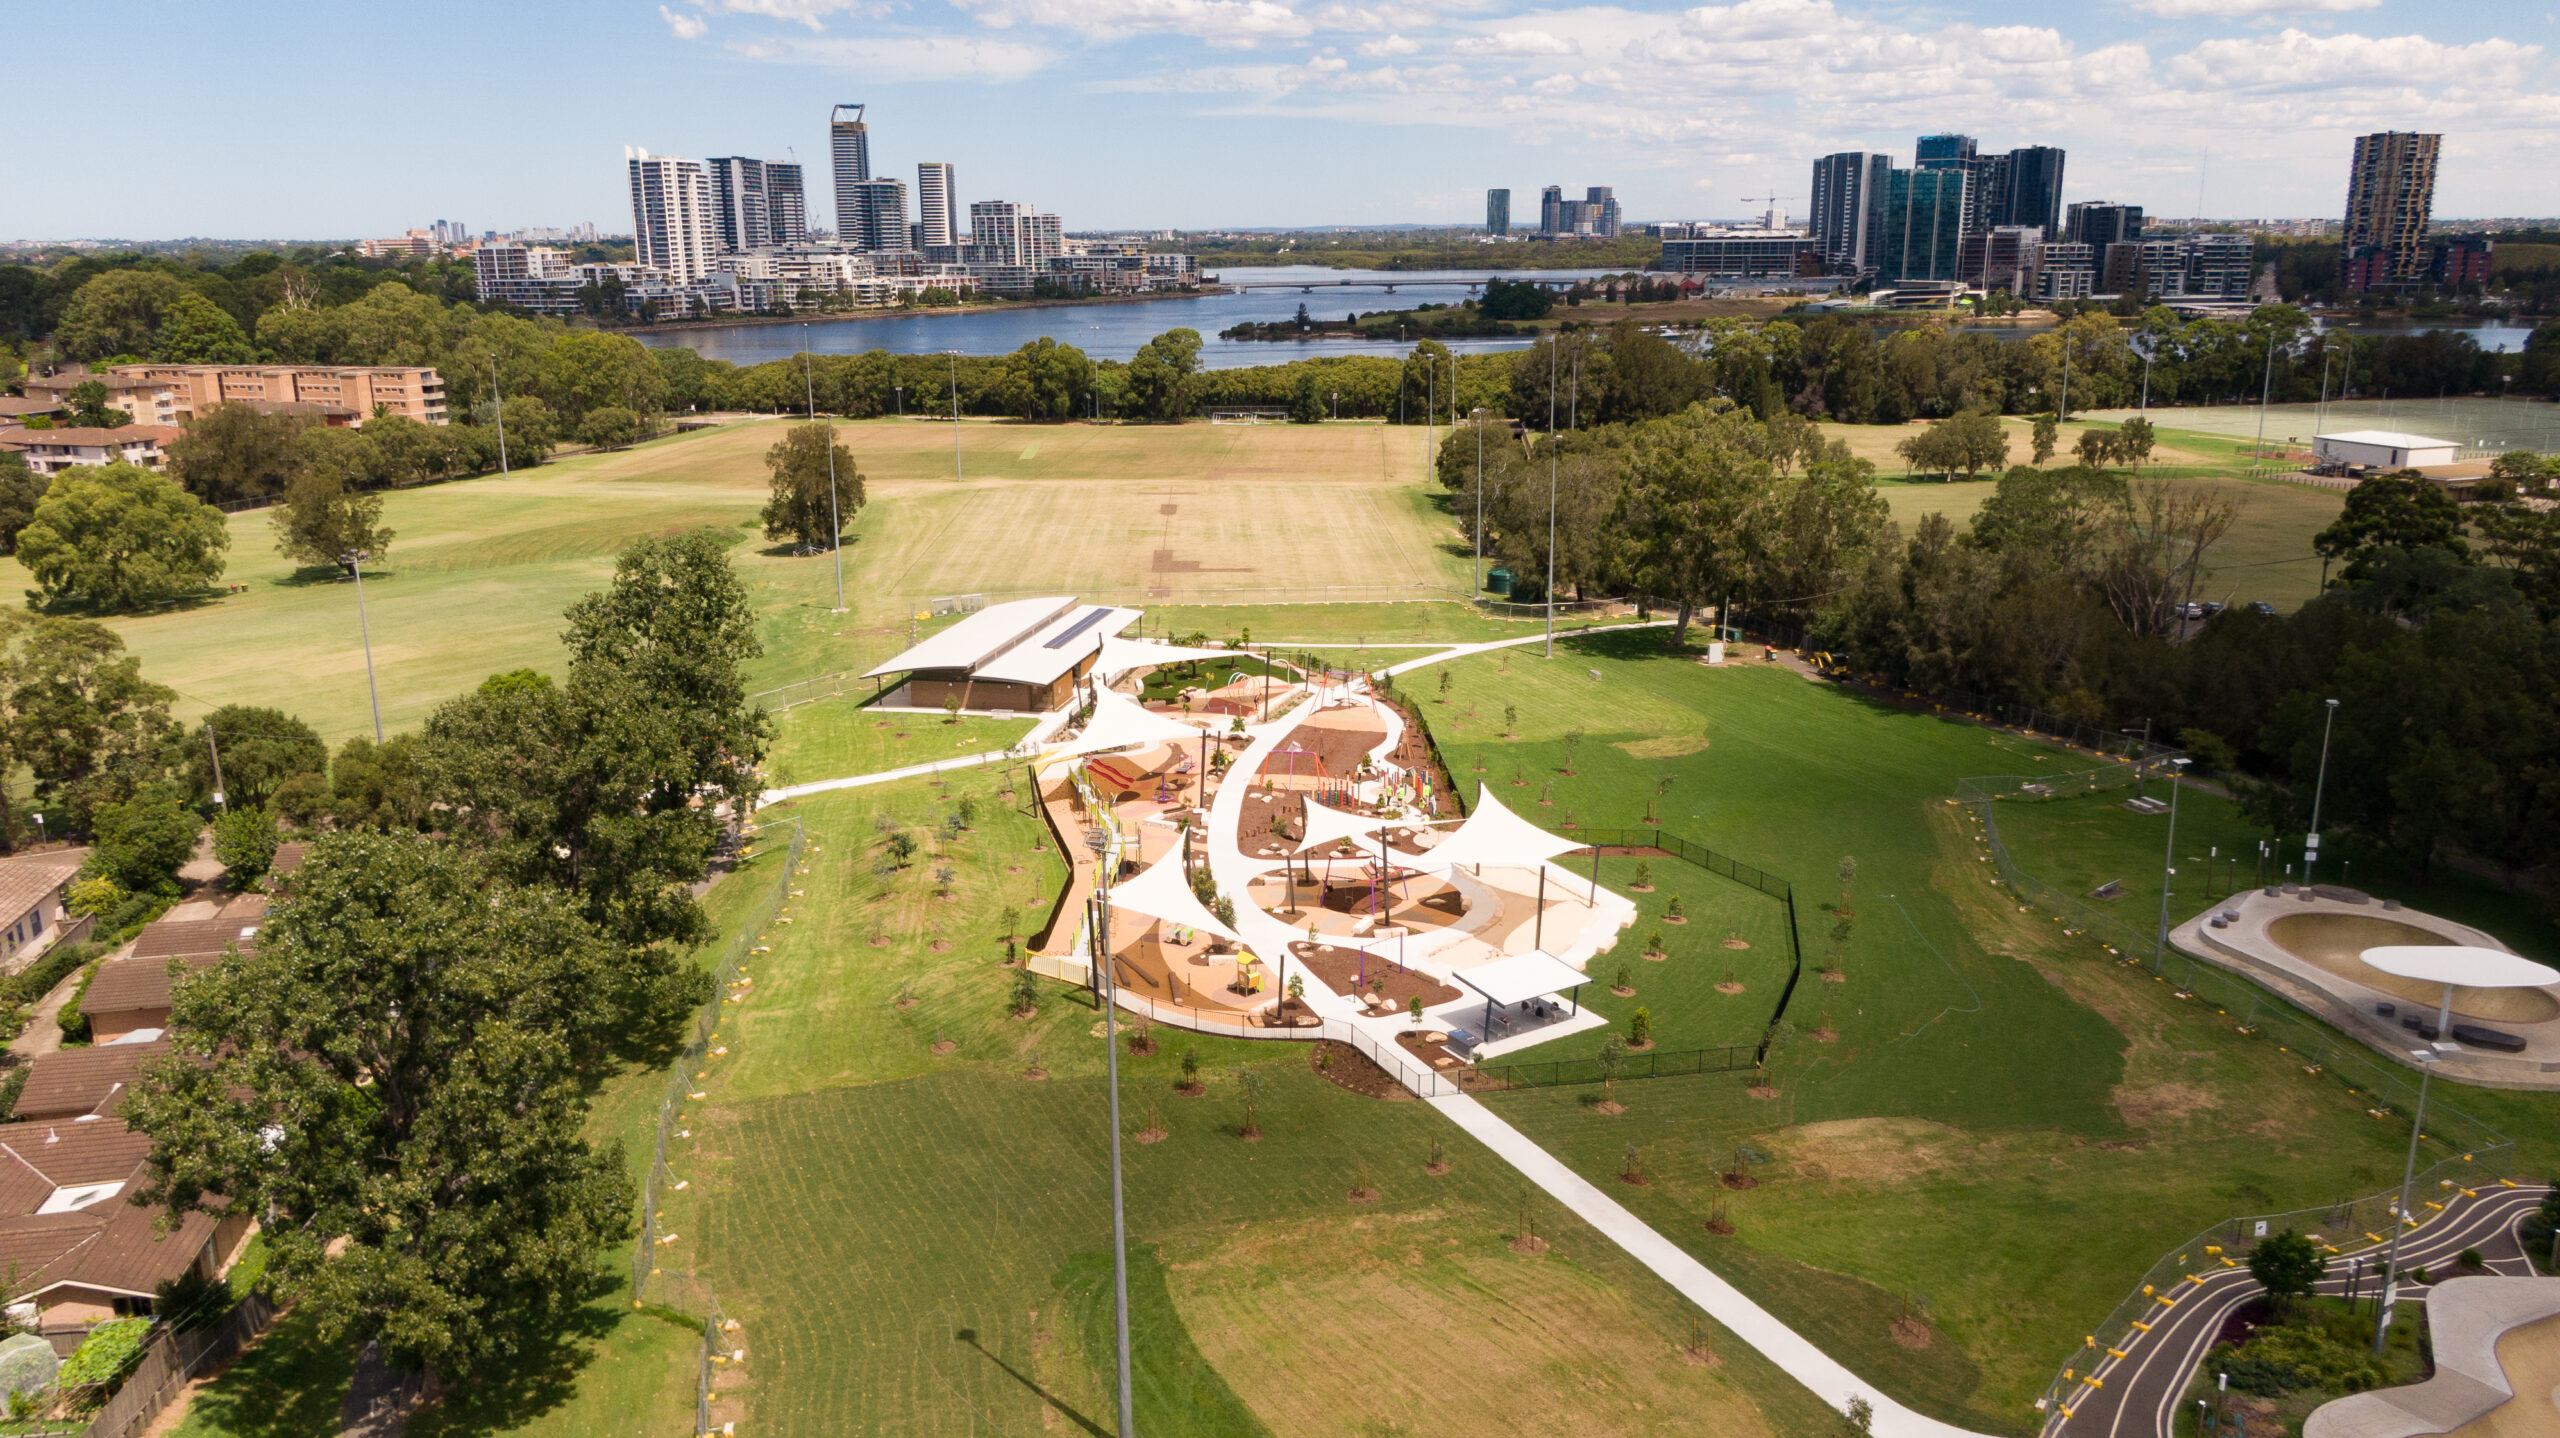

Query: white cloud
[[1356, 32, 1419, 55], [705, 0, 866, 28], [1452, 29, 1578, 55], [2130, 0, 2378, 15], [660, 5, 709, 39], [2166, 28, 2541, 90], [724, 32, 1059, 80], [952, 0, 1314, 45]]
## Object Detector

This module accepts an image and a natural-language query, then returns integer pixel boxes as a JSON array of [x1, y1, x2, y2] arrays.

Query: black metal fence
[[1568, 827, 1807, 1055], [1466, 1042, 1758, 1091]]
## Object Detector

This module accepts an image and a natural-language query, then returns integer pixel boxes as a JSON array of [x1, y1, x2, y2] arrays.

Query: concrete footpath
[[1430, 1092, 1997, 1438]]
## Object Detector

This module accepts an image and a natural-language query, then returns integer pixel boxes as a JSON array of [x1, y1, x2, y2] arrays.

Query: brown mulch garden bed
[[1293, 943, 1461, 1008], [1308, 1040, 1412, 1100]]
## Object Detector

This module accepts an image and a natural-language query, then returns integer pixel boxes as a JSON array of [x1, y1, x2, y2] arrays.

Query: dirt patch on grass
[[2114, 1081, 2220, 1128], [1615, 735, 1710, 760], [1892, 1316, 1936, 1350], [1780, 1117, 1969, 1186]]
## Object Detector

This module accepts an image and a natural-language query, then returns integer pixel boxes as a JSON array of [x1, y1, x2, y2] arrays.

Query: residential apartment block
[[917, 163, 959, 250], [110, 364, 447, 425], [2341, 131, 2441, 289], [1809, 151, 1892, 275], [20, 370, 185, 426], [627, 149, 719, 284]]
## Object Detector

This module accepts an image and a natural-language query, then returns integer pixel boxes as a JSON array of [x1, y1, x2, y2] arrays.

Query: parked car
[[2247, 600, 2277, 615]]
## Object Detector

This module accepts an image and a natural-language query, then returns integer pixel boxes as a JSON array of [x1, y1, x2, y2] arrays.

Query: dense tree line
[[1812, 451, 2560, 885], [53, 529, 774, 1382]]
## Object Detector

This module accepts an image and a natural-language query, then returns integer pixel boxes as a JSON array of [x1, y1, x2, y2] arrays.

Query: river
[[632, 268, 2543, 369], [632, 265, 1622, 370]]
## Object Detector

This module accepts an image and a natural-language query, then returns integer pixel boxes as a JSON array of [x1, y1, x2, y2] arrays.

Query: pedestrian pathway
[[1430, 1092, 1997, 1438]]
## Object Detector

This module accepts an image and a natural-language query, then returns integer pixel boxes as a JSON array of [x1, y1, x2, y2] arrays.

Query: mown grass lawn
[[1404, 627, 2560, 1431]]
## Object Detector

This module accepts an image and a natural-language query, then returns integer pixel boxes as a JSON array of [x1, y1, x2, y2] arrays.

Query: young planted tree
[[1009, 966, 1040, 1017], [1178, 1049, 1202, 1093], [1561, 730, 1585, 774], [1630, 1006, 1653, 1048], [1237, 1068, 1265, 1138], [1437, 668, 1452, 703], [1595, 1035, 1629, 1110]]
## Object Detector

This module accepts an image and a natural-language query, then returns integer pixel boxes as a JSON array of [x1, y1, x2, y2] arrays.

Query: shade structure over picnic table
[[1049, 684, 1204, 760], [1093, 635, 1241, 682], [1408, 786, 1584, 874], [1106, 848, 1244, 944], [1451, 950, 1589, 1029]]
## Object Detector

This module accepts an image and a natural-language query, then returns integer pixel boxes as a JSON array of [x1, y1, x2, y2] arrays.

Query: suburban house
[[9, 1039, 170, 1124], [0, 425, 181, 477], [0, 1118, 254, 1353], [0, 851, 86, 967], [78, 918, 259, 1044], [862, 596, 1138, 714]]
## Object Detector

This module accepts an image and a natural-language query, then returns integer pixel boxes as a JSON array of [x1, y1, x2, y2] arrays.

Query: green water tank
[[1485, 567, 1514, 596]]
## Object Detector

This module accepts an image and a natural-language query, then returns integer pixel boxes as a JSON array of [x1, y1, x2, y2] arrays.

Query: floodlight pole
[[1545, 341, 1557, 659], [488, 357, 509, 478], [1090, 879, 1136, 1435], [2251, 328, 2276, 475], [946, 350, 964, 482], [2152, 757, 2189, 973], [1472, 407, 1485, 595], [2375, 1053, 2435, 1353], [804, 324, 845, 612], [2305, 698, 2339, 886], [343, 549, 385, 744]]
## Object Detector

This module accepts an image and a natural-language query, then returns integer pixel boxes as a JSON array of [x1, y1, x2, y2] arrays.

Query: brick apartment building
[[108, 365, 446, 425]]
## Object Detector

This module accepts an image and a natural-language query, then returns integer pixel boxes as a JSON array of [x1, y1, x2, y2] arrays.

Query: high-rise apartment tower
[[2342, 131, 2441, 285], [1809, 151, 1891, 274], [1486, 188, 1511, 237], [917, 163, 959, 249], [626, 148, 717, 283], [829, 103, 872, 239]]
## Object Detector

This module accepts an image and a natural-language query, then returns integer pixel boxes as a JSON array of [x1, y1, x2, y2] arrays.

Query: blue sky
[[16, 0, 2557, 238]]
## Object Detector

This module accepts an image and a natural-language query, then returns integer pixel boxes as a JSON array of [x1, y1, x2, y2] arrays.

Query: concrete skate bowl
[[2266, 913, 2560, 1027]]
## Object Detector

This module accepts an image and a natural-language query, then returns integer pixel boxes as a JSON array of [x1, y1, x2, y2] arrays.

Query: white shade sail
[[1095, 636, 1242, 681], [1106, 848, 1243, 944], [2361, 945, 2560, 990], [1451, 950, 1590, 1007], [1292, 796, 1408, 855], [1410, 786, 1584, 874], [1049, 684, 1203, 760]]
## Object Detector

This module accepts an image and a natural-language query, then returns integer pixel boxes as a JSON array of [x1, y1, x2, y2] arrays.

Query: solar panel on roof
[[1042, 607, 1112, 649]]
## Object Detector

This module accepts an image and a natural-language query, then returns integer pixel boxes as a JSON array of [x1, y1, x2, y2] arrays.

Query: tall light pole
[[2251, 325, 2277, 475], [488, 357, 510, 478], [802, 325, 845, 612], [945, 350, 964, 481], [1544, 339, 1558, 657], [2305, 697, 2340, 886], [2374, 1052, 2436, 1353], [2152, 757, 2191, 972], [1090, 873, 1136, 1434], [1471, 406, 1486, 595], [342, 549, 385, 744]]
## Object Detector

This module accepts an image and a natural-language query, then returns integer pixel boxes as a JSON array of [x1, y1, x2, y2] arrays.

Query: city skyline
[[10, 0, 2558, 238]]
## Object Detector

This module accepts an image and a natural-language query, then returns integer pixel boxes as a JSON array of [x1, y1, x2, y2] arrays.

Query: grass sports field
[[1410, 631, 2560, 1431], [15, 418, 1470, 742]]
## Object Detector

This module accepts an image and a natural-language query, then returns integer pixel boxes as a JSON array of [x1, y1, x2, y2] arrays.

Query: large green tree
[[184, 704, 327, 810], [270, 465, 392, 568], [151, 291, 257, 364], [5, 615, 178, 831], [14, 462, 229, 609], [63, 381, 131, 430], [759, 422, 864, 547], [52, 270, 192, 361], [87, 785, 198, 895], [2315, 472, 2468, 582], [168, 403, 307, 505], [0, 452, 46, 554], [126, 832, 633, 1381], [423, 532, 768, 1038], [1122, 329, 1202, 422]]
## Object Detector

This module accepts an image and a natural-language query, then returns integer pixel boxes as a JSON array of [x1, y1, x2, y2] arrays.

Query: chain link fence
[[1463, 1042, 1760, 1091], [632, 820, 807, 1315], [1958, 767, 2519, 1426]]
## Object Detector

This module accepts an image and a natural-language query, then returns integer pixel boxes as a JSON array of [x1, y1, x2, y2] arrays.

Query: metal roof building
[[863, 596, 1139, 713]]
